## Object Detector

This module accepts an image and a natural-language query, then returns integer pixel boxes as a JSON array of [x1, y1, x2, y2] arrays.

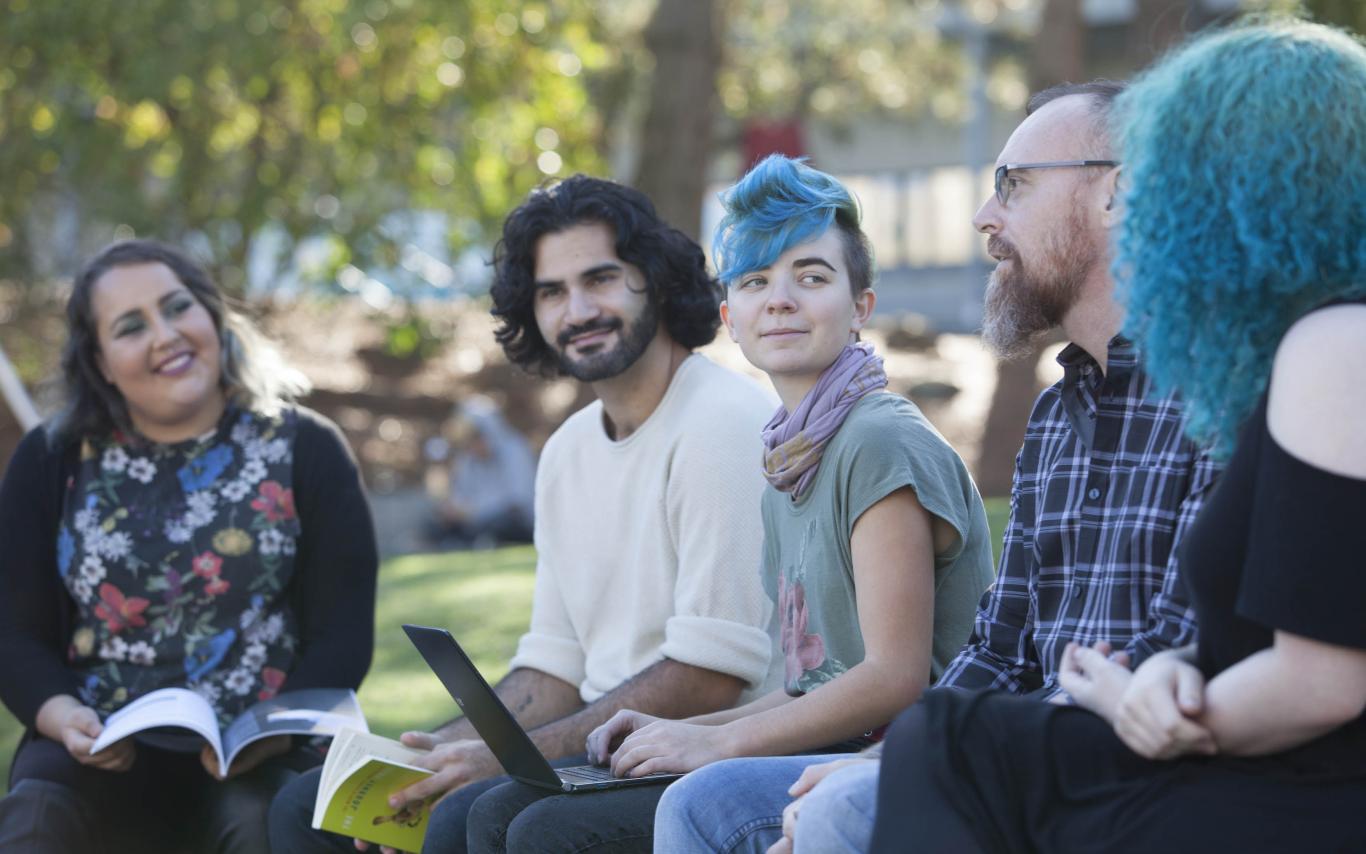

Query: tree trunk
[[973, 0, 1084, 497], [632, 0, 720, 240]]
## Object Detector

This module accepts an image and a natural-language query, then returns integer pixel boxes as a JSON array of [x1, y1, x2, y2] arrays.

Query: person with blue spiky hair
[[871, 17, 1366, 853], [460, 155, 996, 853]]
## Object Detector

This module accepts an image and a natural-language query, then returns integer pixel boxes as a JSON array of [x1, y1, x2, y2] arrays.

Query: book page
[[90, 688, 223, 770], [314, 728, 427, 824], [221, 688, 367, 770]]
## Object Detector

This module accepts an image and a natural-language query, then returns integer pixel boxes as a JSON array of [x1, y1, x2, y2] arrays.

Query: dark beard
[[980, 210, 1099, 360], [554, 297, 659, 382]]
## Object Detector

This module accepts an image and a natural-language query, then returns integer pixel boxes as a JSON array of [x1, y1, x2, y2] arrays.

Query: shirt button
[[1071, 587, 1082, 599], [1087, 487, 1101, 500]]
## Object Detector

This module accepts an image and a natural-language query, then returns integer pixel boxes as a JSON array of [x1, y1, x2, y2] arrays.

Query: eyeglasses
[[994, 160, 1119, 206]]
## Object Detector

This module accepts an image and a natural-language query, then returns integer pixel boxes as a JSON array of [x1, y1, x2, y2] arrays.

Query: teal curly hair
[[1114, 17, 1366, 458]]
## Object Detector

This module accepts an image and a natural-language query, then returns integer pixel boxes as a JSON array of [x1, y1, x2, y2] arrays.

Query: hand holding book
[[90, 687, 367, 778]]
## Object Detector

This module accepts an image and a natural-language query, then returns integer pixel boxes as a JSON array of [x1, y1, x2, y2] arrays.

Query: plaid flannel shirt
[[939, 337, 1221, 698]]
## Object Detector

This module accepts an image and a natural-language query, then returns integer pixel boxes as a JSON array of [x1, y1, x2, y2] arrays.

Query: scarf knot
[[761, 342, 888, 500]]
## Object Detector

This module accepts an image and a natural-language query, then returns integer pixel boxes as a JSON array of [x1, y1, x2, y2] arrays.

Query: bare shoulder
[[1267, 304, 1366, 479]]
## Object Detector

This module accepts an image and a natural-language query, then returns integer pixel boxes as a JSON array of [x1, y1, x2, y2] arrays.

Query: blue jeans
[[653, 754, 876, 854]]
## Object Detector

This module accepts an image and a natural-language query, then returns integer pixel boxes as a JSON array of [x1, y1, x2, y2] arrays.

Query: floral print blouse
[[58, 408, 303, 728]]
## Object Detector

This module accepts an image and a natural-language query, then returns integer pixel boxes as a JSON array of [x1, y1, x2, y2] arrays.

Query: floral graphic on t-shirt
[[778, 572, 827, 692]]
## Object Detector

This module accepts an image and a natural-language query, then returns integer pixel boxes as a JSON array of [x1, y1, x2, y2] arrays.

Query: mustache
[[556, 318, 622, 348], [987, 236, 1017, 260]]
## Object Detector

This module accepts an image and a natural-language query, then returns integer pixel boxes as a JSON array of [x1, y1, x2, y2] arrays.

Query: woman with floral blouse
[[0, 240, 378, 853]]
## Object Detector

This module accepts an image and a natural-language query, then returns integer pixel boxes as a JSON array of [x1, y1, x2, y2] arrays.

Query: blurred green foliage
[[1304, 0, 1366, 33], [0, 0, 992, 296], [0, 0, 619, 289], [718, 0, 966, 121]]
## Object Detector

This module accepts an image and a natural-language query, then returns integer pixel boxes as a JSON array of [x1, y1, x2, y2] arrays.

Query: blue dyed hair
[[712, 155, 873, 295], [1114, 17, 1366, 458]]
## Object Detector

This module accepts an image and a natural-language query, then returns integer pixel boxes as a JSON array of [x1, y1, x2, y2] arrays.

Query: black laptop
[[402, 624, 682, 793]]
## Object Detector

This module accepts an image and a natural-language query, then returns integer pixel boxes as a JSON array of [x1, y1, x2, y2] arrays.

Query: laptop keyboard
[[558, 764, 676, 783], [558, 764, 621, 782]]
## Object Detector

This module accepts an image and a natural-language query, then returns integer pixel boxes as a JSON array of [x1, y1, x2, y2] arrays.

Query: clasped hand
[[585, 710, 728, 777], [1059, 641, 1217, 760], [765, 757, 871, 854]]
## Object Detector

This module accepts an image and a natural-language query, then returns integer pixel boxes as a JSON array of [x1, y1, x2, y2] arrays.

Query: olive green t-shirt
[[761, 392, 995, 695]]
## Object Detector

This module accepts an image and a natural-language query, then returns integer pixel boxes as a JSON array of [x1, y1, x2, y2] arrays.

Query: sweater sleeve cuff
[[660, 616, 772, 688], [11, 669, 82, 729], [508, 632, 586, 692]]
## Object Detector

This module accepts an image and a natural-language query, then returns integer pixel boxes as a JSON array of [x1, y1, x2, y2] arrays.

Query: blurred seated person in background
[[0, 240, 379, 853], [425, 396, 535, 549], [871, 19, 1366, 853]]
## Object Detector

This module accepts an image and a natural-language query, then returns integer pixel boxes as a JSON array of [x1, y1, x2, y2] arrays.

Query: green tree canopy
[[0, 0, 617, 288]]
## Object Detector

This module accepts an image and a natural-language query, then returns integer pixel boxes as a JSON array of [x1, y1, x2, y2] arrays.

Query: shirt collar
[[1056, 335, 1135, 375]]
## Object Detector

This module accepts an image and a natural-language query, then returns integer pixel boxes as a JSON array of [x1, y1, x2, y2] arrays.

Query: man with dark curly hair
[[268, 176, 779, 854]]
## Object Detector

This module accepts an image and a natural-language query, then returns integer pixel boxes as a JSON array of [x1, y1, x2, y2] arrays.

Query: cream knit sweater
[[509, 354, 780, 703]]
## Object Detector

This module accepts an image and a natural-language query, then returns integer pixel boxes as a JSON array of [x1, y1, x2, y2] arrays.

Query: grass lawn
[[0, 498, 1009, 791]]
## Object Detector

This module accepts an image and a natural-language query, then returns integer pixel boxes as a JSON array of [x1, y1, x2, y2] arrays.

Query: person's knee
[[209, 779, 278, 852], [656, 760, 791, 853], [267, 768, 323, 851], [793, 762, 880, 854], [464, 785, 517, 854], [502, 795, 641, 854], [655, 766, 714, 833], [0, 779, 97, 852]]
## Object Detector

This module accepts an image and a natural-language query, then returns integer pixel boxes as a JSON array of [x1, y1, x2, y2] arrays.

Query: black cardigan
[[0, 407, 379, 733]]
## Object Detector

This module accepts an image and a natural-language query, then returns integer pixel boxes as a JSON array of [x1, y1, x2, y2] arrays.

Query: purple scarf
[[762, 342, 888, 500]]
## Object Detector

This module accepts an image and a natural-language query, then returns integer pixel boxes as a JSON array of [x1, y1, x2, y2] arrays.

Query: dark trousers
[[0, 733, 321, 854], [465, 771, 671, 854], [269, 754, 597, 854]]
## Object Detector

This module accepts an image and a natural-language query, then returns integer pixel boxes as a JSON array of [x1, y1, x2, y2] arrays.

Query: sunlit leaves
[[0, 0, 613, 287]]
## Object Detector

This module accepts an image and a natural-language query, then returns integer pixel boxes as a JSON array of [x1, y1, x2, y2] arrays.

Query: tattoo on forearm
[[513, 693, 535, 714]]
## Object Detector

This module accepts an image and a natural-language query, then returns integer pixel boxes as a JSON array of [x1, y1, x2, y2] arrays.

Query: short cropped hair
[[712, 155, 874, 297], [1028, 79, 1127, 156], [490, 175, 721, 376], [1114, 18, 1366, 456], [51, 239, 307, 446]]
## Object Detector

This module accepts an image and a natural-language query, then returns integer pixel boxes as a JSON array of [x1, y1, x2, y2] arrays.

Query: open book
[[311, 728, 435, 853], [90, 687, 366, 777]]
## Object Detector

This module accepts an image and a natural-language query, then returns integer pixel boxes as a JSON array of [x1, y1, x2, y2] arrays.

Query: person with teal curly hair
[[1114, 18, 1366, 458], [868, 18, 1366, 853]]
